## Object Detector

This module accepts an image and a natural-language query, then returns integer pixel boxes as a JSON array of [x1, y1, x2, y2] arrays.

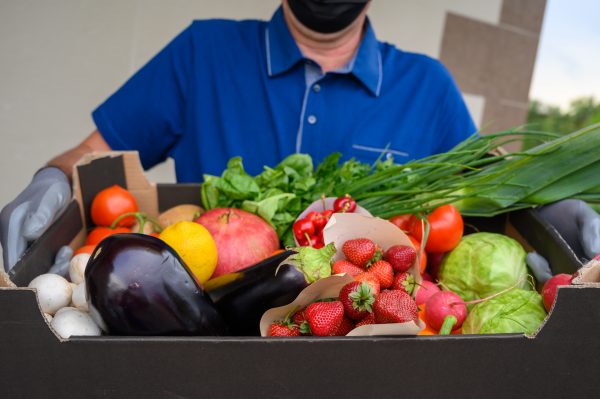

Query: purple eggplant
[[85, 233, 227, 336], [204, 243, 336, 335]]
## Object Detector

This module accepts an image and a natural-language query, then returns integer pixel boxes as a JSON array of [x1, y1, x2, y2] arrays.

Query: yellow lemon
[[159, 221, 218, 284]]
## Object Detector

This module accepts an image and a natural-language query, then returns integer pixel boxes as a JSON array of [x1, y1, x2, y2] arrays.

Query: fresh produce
[[74, 245, 96, 256], [462, 289, 547, 334], [50, 307, 101, 339], [159, 220, 218, 284], [157, 204, 203, 228], [305, 301, 345, 336], [541, 273, 573, 311], [424, 291, 468, 334], [368, 260, 394, 289], [267, 321, 301, 337], [438, 232, 529, 302], [373, 290, 419, 324], [410, 204, 463, 253], [415, 280, 441, 306], [292, 194, 359, 247], [384, 245, 416, 273], [333, 194, 357, 213], [28, 273, 73, 315], [342, 125, 600, 218], [391, 272, 416, 295], [85, 233, 227, 336], [68, 253, 90, 284], [90, 185, 138, 227], [355, 273, 381, 296], [195, 208, 279, 278], [85, 226, 131, 246], [389, 214, 414, 232], [339, 281, 375, 320], [342, 238, 380, 268], [205, 246, 334, 335], [71, 283, 88, 311], [332, 259, 364, 276], [201, 153, 390, 245]]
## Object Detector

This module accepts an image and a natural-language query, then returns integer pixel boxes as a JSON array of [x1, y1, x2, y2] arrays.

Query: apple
[[195, 208, 280, 278], [541, 273, 573, 312]]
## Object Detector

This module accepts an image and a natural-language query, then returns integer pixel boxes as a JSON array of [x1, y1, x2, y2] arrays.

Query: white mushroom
[[44, 313, 53, 323], [28, 274, 73, 315], [69, 253, 90, 284], [71, 283, 88, 312], [50, 308, 101, 339]]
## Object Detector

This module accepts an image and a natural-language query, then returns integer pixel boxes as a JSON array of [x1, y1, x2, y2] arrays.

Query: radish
[[425, 291, 467, 334], [415, 280, 441, 306], [541, 273, 573, 312]]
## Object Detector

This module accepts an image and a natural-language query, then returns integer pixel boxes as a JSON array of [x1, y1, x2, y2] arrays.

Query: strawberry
[[342, 238, 377, 268], [267, 322, 301, 337], [355, 272, 381, 296], [368, 260, 394, 289], [384, 245, 417, 273], [332, 259, 364, 277], [292, 310, 311, 335], [355, 312, 376, 327], [339, 281, 375, 320], [332, 316, 355, 336], [373, 290, 419, 324], [391, 272, 416, 295], [305, 301, 344, 336]]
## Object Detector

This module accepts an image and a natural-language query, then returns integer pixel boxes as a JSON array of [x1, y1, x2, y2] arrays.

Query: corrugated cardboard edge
[[72, 151, 158, 232], [527, 260, 600, 339], [0, 287, 67, 342], [0, 271, 16, 288]]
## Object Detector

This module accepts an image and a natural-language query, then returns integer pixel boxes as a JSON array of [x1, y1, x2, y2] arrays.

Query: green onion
[[341, 123, 600, 218]]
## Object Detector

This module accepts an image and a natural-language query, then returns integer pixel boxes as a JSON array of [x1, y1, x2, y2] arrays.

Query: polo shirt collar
[[265, 7, 382, 97]]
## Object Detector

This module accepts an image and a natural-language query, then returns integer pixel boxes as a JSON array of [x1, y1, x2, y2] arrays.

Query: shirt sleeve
[[434, 64, 478, 153], [92, 24, 194, 170]]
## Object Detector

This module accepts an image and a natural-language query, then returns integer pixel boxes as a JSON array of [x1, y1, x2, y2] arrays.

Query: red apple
[[541, 273, 573, 312], [195, 208, 280, 278], [415, 280, 441, 306]]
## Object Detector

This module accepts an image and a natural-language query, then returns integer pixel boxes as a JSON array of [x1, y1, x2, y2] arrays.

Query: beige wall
[[0, 0, 541, 213]]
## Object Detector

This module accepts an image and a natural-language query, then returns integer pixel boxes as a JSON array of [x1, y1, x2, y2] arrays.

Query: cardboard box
[[1, 152, 599, 398]]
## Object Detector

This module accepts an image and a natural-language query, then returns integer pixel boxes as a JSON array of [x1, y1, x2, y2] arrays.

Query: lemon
[[159, 221, 218, 284]]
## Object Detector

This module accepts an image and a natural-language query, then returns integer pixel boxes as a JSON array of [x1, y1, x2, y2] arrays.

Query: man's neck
[[282, 1, 367, 73]]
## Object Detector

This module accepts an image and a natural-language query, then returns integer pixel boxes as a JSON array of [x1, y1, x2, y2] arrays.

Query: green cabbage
[[438, 232, 529, 302], [462, 289, 547, 334]]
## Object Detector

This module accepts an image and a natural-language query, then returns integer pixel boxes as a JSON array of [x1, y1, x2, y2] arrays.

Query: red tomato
[[408, 235, 427, 274], [85, 226, 131, 245], [389, 214, 416, 232], [90, 185, 138, 227], [410, 204, 463, 253]]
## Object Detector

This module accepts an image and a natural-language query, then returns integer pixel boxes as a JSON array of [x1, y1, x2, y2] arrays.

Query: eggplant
[[85, 233, 227, 336], [205, 243, 336, 336]]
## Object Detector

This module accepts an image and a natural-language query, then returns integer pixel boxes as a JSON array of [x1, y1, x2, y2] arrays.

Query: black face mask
[[288, 0, 369, 34]]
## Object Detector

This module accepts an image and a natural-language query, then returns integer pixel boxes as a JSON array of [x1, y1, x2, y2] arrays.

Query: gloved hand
[[526, 199, 600, 284], [538, 199, 600, 260], [0, 167, 71, 272]]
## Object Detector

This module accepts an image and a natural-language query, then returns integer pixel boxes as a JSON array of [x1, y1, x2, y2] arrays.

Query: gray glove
[[538, 199, 600, 260], [0, 167, 71, 272]]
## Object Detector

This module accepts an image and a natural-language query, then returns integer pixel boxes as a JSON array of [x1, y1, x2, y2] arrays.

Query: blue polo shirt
[[93, 7, 476, 182]]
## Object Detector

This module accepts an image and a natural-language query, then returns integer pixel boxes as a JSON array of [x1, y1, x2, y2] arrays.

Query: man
[[1, 0, 478, 270]]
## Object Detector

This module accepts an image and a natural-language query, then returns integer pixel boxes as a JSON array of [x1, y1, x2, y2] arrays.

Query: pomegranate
[[195, 208, 280, 277]]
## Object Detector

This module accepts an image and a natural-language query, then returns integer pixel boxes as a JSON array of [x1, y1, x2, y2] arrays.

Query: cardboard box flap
[[73, 151, 158, 230], [572, 259, 600, 285]]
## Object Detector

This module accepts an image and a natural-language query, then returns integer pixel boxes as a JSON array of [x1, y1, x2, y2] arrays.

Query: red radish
[[415, 280, 441, 306], [195, 208, 279, 277], [541, 273, 573, 311], [425, 291, 467, 334]]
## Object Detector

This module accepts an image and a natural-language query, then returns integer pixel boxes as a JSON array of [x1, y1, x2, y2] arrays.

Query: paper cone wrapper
[[261, 213, 425, 336]]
